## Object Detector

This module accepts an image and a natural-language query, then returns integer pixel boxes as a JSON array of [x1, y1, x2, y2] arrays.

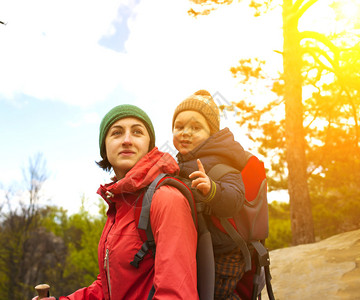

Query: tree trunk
[[282, 0, 315, 245]]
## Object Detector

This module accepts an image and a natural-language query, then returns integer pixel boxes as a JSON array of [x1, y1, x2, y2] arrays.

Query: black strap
[[139, 174, 167, 231], [130, 240, 155, 268], [219, 218, 252, 272], [139, 173, 168, 247], [132, 174, 199, 300], [250, 240, 275, 300], [131, 174, 167, 270], [207, 151, 253, 180], [265, 264, 275, 300], [147, 285, 155, 300], [251, 253, 262, 300], [251, 241, 270, 267]]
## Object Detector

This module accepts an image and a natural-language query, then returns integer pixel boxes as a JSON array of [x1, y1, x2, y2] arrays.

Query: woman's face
[[173, 110, 211, 155], [105, 117, 150, 178]]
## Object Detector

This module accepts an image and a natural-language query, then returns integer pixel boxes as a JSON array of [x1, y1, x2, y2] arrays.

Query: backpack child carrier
[[131, 152, 275, 300], [205, 152, 274, 300]]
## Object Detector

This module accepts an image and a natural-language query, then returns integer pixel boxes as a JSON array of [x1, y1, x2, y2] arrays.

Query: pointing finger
[[197, 159, 205, 174]]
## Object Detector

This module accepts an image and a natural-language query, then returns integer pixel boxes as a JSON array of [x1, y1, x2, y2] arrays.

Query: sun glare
[[299, 0, 360, 35], [333, 0, 360, 22]]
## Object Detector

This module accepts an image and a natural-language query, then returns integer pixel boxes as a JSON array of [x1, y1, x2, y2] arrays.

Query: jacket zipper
[[104, 248, 112, 298]]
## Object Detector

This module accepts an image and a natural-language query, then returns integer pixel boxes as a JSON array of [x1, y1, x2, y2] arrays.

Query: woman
[[35, 104, 198, 300]]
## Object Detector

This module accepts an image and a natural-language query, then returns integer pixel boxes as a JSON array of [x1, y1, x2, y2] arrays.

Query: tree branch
[[296, 0, 319, 20], [188, 0, 233, 17], [306, 47, 336, 69], [293, 0, 306, 11], [303, 47, 335, 73], [300, 31, 339, 56]]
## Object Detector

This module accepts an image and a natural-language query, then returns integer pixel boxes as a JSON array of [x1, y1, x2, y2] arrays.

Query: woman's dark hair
[[96, 157, 112, 172]]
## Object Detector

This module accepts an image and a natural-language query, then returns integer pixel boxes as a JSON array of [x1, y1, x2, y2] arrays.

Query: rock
[[262, 229, 360, 300]]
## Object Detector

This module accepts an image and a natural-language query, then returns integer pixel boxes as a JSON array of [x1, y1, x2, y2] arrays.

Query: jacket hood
[[177, 127, 248, 173], [98, 147, 179, 199]]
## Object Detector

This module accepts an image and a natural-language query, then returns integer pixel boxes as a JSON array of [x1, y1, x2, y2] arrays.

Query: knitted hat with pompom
[[172, 90, 220, 135]]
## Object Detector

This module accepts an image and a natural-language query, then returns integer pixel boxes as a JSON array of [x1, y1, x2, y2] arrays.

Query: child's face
[[173, 110, 211, 155]]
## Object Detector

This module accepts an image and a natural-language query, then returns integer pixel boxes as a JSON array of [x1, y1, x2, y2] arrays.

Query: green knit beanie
[[99, 104, 156, 159]]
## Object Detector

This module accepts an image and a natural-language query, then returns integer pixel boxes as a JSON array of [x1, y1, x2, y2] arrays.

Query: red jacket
[[60, 148, 198, 300]]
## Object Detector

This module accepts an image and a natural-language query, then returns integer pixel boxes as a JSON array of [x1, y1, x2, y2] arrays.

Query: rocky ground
[[261, 229, 360, 300]]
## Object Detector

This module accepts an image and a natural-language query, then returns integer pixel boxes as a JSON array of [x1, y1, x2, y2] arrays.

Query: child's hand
[[189, 159, 211, 196]]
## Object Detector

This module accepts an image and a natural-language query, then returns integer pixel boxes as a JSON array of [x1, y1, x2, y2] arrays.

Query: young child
[[172, 89, 250, 299]]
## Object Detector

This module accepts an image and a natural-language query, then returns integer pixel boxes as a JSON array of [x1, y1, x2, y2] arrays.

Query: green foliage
[[267, 201, 292, 250], [62, 198, 107, 290], [0, 204, 64, 299], [0, 191, 107, 298], [0, 153, 105, 298], [310, 182, 360, 239], [39, 198, 107, 296]]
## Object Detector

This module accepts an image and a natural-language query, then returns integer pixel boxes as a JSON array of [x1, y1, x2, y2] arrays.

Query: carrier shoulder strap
[[138, 174, 167, 235], [131, 173, 197, 269], [219, 217, 252, 271], [207, 151, 253, 180], [130, 174, 167, 268], [207, 163, 241, 180], [139, 173, 197, 230]]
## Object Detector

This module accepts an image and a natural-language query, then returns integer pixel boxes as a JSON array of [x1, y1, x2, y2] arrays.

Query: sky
[[1, 0, 351, 215]]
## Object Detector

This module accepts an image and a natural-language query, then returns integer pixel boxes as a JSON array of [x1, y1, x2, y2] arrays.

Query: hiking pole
[[35, 284, 50, 299]]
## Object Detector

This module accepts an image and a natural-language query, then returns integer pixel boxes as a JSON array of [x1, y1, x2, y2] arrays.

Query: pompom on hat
[[99, 104, 155, 159], [172, 90, 220, 135]]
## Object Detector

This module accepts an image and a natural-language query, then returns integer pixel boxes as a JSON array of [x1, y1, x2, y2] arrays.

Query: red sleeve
[[59, 274, 104, 300], [150, 186, 199, 300]]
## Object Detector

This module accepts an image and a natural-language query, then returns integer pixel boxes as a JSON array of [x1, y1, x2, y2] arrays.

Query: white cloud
[[0, 0, 132, 105], [0, 0, 283, 107]]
